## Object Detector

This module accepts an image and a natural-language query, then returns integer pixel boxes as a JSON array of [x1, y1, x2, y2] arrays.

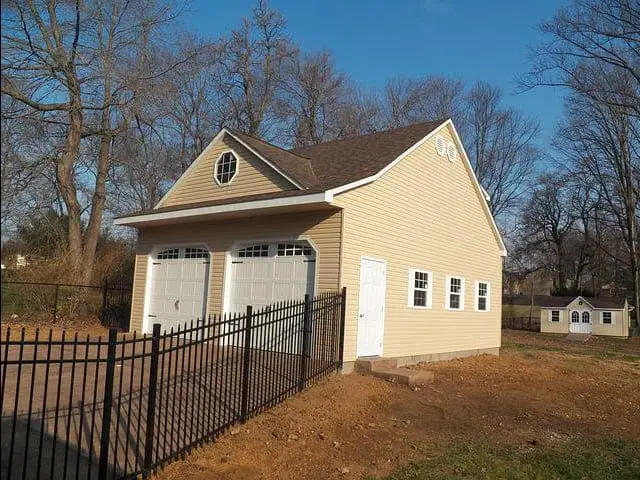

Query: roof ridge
[[289, 119, 448, 152], [225, 127, 312, 160]]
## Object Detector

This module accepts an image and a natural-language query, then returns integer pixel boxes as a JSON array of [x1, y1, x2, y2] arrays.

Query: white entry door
[[148, 247, 210, 333], [357, 257, 386, 357], [570, 310, 593, 334]]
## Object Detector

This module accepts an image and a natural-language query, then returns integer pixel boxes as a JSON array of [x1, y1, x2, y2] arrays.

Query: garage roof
[[228, 120, 445, 191]]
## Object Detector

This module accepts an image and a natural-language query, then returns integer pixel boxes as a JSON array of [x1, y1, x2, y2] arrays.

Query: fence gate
[[0, 288, 346, 479]]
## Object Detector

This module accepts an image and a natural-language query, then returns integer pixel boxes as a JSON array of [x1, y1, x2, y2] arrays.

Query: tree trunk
[[56, 96, 84, 279]]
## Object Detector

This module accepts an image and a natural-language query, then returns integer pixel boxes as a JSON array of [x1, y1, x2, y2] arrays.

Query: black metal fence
[[502, 316, 541, 332], [0, 281, 132, 331], [1, 288, 346, 479]]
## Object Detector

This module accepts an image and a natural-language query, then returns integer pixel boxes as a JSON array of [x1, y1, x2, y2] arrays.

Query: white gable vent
[[447, 142, 457, 162], [435, 135, 446, 156]]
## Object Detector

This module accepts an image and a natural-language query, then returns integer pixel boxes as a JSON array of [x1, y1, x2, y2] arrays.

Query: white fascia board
[[446, 120, 507, 257], [114, 192, 332, 226], [155, 128, 303, 209]]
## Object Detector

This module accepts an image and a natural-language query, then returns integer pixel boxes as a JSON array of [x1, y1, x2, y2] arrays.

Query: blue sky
[[185, 0, 566, 144]]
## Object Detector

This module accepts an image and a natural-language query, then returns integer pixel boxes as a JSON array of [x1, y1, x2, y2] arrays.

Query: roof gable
[[156, 130, 302, 208]]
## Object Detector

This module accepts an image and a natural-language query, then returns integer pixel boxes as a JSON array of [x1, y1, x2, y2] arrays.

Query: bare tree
[[522, 174, 577, 292], [465, 82, 541, 222], [383, 75, 465, 128], [522, 0, 640, 116], [214, 0, 297, 139], [523, 0, 639, 317], [1, 0, 185, 281], [279, 50, 350, 146]]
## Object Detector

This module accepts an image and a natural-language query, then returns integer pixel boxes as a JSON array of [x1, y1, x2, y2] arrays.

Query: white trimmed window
[[408, 269, 432, 308], [475, 281, 490, 312], [550, 310, 560, 322], [214, 151, 238, 185], [446, 276, 465, 310], [601, 311, 613, 325]]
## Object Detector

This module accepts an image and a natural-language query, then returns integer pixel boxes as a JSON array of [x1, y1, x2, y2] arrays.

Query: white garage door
[[226, 241, 316, 352], [148, 247, 210, 333], [228, 241, 316, 314]]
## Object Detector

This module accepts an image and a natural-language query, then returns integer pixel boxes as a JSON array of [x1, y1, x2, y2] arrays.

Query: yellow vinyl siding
[[128, 209, 342, 333], [334, 124, 503, 361], [540, 308, 568, 334], [161, 133, 295, 208]]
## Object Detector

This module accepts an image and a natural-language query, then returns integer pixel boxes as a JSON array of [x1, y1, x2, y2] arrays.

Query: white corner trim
[[407, 268, 433, 309], [155, 128, 304, 208], [114, 192, 332, 226]]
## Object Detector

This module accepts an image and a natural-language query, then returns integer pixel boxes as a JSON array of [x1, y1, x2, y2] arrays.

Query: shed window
[[476, 281, 490, 311], [551, 310, 560, 322], [446, 276, 465, 310], [602, 311, 612, 324], [215, 152, 237, 184], [409, 270, 432, 308]]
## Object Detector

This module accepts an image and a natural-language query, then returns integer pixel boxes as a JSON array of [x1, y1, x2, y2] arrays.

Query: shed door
[[569, 310, 592, 334], [228, 242, 316, 313], [149, 247, 210, 333]]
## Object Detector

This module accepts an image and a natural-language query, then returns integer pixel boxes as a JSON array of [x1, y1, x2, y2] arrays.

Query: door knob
[[359, 314, 365, 318], [174, 299, 180, 310]]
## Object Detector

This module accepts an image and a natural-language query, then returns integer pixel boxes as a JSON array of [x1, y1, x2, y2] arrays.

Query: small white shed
[[540, 296, 631, 337]]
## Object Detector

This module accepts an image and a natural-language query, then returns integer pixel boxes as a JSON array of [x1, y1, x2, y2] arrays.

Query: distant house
[[115, 119, 506, 368], [540, 296, 631, 337]]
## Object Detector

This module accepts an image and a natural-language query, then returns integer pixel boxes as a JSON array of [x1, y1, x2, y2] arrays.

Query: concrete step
[[369, 367, 434, 386], [354, 356, 398, 372]]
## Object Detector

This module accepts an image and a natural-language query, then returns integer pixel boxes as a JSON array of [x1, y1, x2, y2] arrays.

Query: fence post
[[100, 280, 108, 325], [240, 306, 253, 423], [52, 284, 60, 323], [98, 328, 118, 480], [299, 294, 312, 392], [338, 287, 347, 371], [143, 323, 161, 477]]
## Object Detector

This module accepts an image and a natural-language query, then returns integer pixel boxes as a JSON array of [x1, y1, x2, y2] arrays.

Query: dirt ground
[[155, 330, 640, 480], [1, 317, 110, 340]]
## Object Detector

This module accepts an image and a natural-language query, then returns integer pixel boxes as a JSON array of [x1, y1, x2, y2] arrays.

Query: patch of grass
[[372, 438, 640, 480]]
